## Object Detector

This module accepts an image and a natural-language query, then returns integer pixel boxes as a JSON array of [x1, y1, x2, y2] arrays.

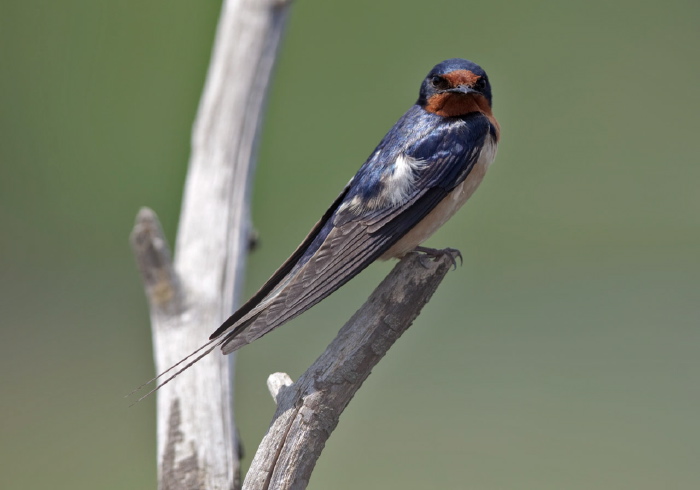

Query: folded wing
[[216, 112, 492, 353]]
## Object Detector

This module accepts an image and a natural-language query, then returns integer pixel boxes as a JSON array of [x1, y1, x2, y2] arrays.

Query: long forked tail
[[127, 337, 220, 404], [128, 313, 263, 404]]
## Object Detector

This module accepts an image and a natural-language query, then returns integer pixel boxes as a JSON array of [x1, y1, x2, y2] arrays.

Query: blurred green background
[[1, 0, 699, 488]]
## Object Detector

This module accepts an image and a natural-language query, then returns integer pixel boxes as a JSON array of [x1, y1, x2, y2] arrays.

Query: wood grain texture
[[242, 252, 455, 490], [130, 0, 292, 488]]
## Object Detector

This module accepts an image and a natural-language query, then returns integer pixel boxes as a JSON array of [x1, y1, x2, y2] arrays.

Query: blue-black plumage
[[154, 58, 500, 388]]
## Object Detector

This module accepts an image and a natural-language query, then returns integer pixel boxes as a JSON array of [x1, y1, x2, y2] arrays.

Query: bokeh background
[[1, 1, 699, 488]]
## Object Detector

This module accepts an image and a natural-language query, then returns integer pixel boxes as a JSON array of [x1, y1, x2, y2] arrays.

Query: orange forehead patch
[[443, 69, 481, 88]]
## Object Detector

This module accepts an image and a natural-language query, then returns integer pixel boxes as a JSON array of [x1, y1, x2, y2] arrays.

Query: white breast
[[380, 135, 498, 259]]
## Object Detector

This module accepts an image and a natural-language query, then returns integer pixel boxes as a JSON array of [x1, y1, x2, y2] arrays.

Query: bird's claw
[[413, 246, 463, 270]]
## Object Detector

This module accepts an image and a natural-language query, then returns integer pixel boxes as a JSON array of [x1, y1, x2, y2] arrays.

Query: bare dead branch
[[242, 253, 455, 490], [130, 0, 292, 488]]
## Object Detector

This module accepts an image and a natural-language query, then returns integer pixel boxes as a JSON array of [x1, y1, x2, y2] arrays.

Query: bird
[[149, 58, 500, 391]]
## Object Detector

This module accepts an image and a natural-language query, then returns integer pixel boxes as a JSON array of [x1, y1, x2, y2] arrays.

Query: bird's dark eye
[[430, 76, 448, 90], [474, 77, 487, 92]]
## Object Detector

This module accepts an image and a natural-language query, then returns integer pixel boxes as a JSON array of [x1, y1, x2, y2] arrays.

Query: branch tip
[[267, 372, 294, 403], [130, 207, 182, 311]]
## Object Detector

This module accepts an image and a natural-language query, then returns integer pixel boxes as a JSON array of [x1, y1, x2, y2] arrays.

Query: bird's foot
[[412, 246, 463, 270]]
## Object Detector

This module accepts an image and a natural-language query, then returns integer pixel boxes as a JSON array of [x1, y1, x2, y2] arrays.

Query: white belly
[[380, 137, 497, 259]]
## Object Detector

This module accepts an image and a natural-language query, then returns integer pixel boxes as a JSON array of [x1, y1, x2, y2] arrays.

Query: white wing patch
[[384, 154, 426, 206], [338, 154, 426, 214]]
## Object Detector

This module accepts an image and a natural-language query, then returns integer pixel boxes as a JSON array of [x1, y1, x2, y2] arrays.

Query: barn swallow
[[153, 58, 500, 389]]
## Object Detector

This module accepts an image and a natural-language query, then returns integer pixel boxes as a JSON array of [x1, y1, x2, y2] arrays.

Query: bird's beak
[[446, 85, 476, 95]]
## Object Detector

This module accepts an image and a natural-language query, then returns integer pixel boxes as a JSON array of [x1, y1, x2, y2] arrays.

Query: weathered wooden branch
[[267, 372, 295, 403], [242, 253, 455, 490], [130, 0, 292, 488]]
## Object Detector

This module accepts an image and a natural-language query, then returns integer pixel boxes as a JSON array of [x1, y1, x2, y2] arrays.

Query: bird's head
[[418, 58, 493, 118]]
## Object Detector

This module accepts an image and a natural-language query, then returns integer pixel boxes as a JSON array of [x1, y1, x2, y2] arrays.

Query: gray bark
[[243, 253, 455, 490], [130, 0, 292, 488]]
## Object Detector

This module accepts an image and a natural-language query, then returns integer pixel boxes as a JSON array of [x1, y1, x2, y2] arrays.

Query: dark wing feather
[[220, 187, 449, 353], [217, 111, 492, 353], [209, 184, 352, 339]]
